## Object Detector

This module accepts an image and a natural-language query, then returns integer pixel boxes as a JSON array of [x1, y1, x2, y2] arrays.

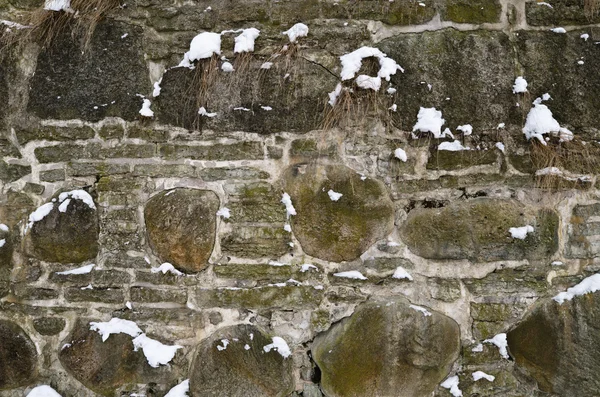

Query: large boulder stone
[[144, 189, 219, 273], [27, 20, 149, 122], [0, 320, 37, 390], [281, 163, 394, 262], [24, 190, 99, 264], [59, 319, 175, 396], [507, 289, 600, 395], [400, 198, 558, 261], [312, 297, 460, 397], [190, 324, 294, 397]]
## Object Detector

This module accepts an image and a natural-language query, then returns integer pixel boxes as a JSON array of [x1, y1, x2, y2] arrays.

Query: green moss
[[444, 0, 502, 24]]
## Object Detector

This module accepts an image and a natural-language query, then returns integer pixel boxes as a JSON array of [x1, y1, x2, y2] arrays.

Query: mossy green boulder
[[282, 163, 394, 262], [145, 189, 219, 273], [0, 320, 37, 390], [312, 297, 460, 397], [190, 324, 294, 397], [400, 198, 558, 261]]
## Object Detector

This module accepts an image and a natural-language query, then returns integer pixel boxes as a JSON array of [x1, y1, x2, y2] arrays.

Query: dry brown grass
[[530, 138, 599, 190], [186, 55, 220, 129]]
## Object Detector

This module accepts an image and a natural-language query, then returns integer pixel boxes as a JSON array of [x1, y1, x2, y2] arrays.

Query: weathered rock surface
[[190, 324, 294, 397], [28, 20, 149, 121], [567, 203, 600, 258], [507, 290, 600, 396], [312, 297, 460, 397], [0, 225, 11, 297], [144, 189, 219, 273], [59, 319, 174, 396], [282, 163, 394, 262], [401, 198, 559, 261], [25, 192, 99, 264], [0, 319, 37, 390]]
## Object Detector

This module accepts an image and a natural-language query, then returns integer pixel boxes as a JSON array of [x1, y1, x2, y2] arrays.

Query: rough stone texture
[[59, 319, 176, 397], [0, 320, 37, 390], [196, 285, 323, 309], [25, 192, 99, 264], [401, 198, 559, 261], [0, 226, 11, 298], [190, 324, 294, 397], [32, 317, 66, 336], [144, 189, 219, 273], [567, 203, 600, 258], [282, 163, 394, 262], [507, 292, 600, 396], [312, 297, 460, 397], [526, 0, 600, 25], [28, 20, 149, 122], [441, 0, 503, 23]]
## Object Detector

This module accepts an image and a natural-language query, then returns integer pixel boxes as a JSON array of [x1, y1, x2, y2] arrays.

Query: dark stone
[[426, 148, 498, 170], [526, 0, 600, 25], [0, 320, 37, 390], [59, 319, 175, 396], [220, 225, 292, 259], [130, 286, 187, 304], [282, 163, 394, 262], [400, 198, 559, 261], [15, 125, 95, 144], [190, 324, 294, 397], [0, 161, 31, 183], [507, 290, 600, 396], [35, 143, 101, 163], [158, 142, 264, 161], [68, 162, 131, 177], [33, 317, 66, 336], [39, 169, 65, 182], [64, 287, 124, 303], [28, 20, 150, 122], [145, 189, 219, 273], [312, 297, 460, 397], [25, 191, 99, 264], [196, 285, 323, 309], [321, 0, 436, 25]]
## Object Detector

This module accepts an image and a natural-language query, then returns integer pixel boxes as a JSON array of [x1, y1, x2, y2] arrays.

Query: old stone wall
[[1, 0, 600, 396]]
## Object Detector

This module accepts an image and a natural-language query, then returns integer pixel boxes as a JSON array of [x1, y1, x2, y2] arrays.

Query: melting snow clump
[[56, 264, 95, 275], [281, 193, 297, 216], [27, 385, 63, 397], [328, 190, 343, 201], [394, 148, 407, 162], [90, 318, 143, 342], [523, 96, 573, 144], [392, 266, 413, 281], [263, 336, 292, 358], [139, 99, 154, 117], [509, 225, 534, 239], [188, 32, 222, 61], [333, 271, 367, 280], [472, 371, 495, 382], [164, 379, 190, 397], [282, 23, 309, 42], [151, 263, 184, 276], [438, 140, 469, 151], [132, 334, 182, 368], [553, 273, 600, 304], [339, 47, 403, 93], [456, 124, 473, 136], [483, 333, 509, 359], [551, 27, 567, 33], [412, 107, 449, 138], [512, 76, 528, 93], [441, 376, 463, 397], [221, 62, 234, 72], [234, 28, 260, 53], [216, 207, 231, 219]]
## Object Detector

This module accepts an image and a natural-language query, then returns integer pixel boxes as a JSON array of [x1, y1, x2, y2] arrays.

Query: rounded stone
[[0, 320, 37, 390], [144, 189, 219, 273], [190, 324, 294, 397], [33, 317, 66, 336], [281, 163, 394, 262], [25, 191, 99, 264], [312, 297, 460, 397]]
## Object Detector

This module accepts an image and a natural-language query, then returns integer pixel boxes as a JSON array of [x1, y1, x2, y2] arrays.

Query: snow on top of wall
[[263, 336, 292, 358], [553, 273, 600, 304], [282, 23, 309, 43], [26, 203, 54, 231]]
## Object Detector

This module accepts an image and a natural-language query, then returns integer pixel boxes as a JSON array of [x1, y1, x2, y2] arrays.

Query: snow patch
[[509, 225, 534, 239], [282, 23, 309, 42], [392, 266, 413, 281], [263, 336, 292, 358], [440, 376, 463, 397], [281, 193, 297, 217], [301, 264, 318, 272], [151, 263, 184, 276], [216, 207, 231, 219], [472, 371, 495, 382], [221, 62, 234, 72], [164, 379, 190, 397], [59, 190, 96, 210], [328, 190, 343, 201], [483, 333, 509, 359], [409, 304, 432, 317], [198, 107, 217, 118], [234, 28, 260, 53], [0, 239, 4, 248], [216, 339, 230, 351], [26, 203, 54, 231], [495, 142, 505, 153], [412, 107, 448, 138], [513, 76, 528, 94], [438, 140, 469, 151], [56, 264, 95, 275], [44, 0, 71, 11], [333, 271, 367, 280], [188, 32, 221, 62], [339, 47, 403, 92], [139, 99, 154, 117], [394, 148, 407, 162], [132, 334, 182, 368], [0, 224, 8, 232], [551, 27, 567, 33], [27, 385, 63, 397], [523, 98, 573, 144], [457, 124, 473, 136], [90, 318, 143, 342], [553, 273, 600, 304]]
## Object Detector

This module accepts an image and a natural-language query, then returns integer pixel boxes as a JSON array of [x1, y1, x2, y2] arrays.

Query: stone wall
[[1, 0, 600, 396]]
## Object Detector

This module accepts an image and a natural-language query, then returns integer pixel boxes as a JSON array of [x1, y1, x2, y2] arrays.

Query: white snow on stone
[[126, 301, 133, 310], [216, 339, 230, 351], [153, 79, 162, 97], [244, 344, 251, 350], [233, 107, 250, 112], [284, 224, 292, 232], [339, 47, 403, 91], [133, 334, 182, 368], [198, 107, 217, 118], [301, 264, 318, 272], [523, 99, 573, 144], [328, 83, 343, 106], [333, 271, 367, 280], [457, 124, 473, 136], [281, 193, 297, 216], [439, 140, 469, 151], [483, 333, 509, 359], [535, 167, 564, 177], [553, 273, 600, 304], [581, 33, 590, 41], [472, 343, 483, 352], [355, 75, 381, 91], [44, 0, 70, 11], [261, 62, 273, 69], [328, 190, 343, 201], [497, 123, 506, 129], [282, 23, 309, 42], [538, 1, 553, 7], [551, 261, 564, 266], [164, 379, 190, 397], [27, 385, 63, 397], [392, 266, 413, 281], [551, 27, 567, 33], [509, 225, 534, 239], [261, 106, 273, 111], [441, 376, 463, 397], [187, 32, 221, 62], [58, 189, 96, 210], [268, 261, 288, 267], [0, 239, 5, 248], [216, 207, 231, 219], [412, 107, 448, 138], [263, 336, 292, 358], [221, 62, 234, 72], [495, 142, 505, 153], [58, 198, 71, 213], [1, 20, 29, 30], [389, 104, 398, 112], [139, 99, 154, 117], [0, 223, 8, 232], [151, 263, 184, 276], [394, 148, 407, 162], [56, 264, 95, 275], [513, 76, 528, 94], [472, 371, 495, 382], [26, 203, 54, 231], [81, 284, 93, 290], [234, 28, 260, 53], [409, 304, 432, 317], [90, 318, 143, 342]]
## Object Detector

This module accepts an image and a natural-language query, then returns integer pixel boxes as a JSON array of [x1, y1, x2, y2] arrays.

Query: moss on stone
[[443, 0, 502, 24]]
